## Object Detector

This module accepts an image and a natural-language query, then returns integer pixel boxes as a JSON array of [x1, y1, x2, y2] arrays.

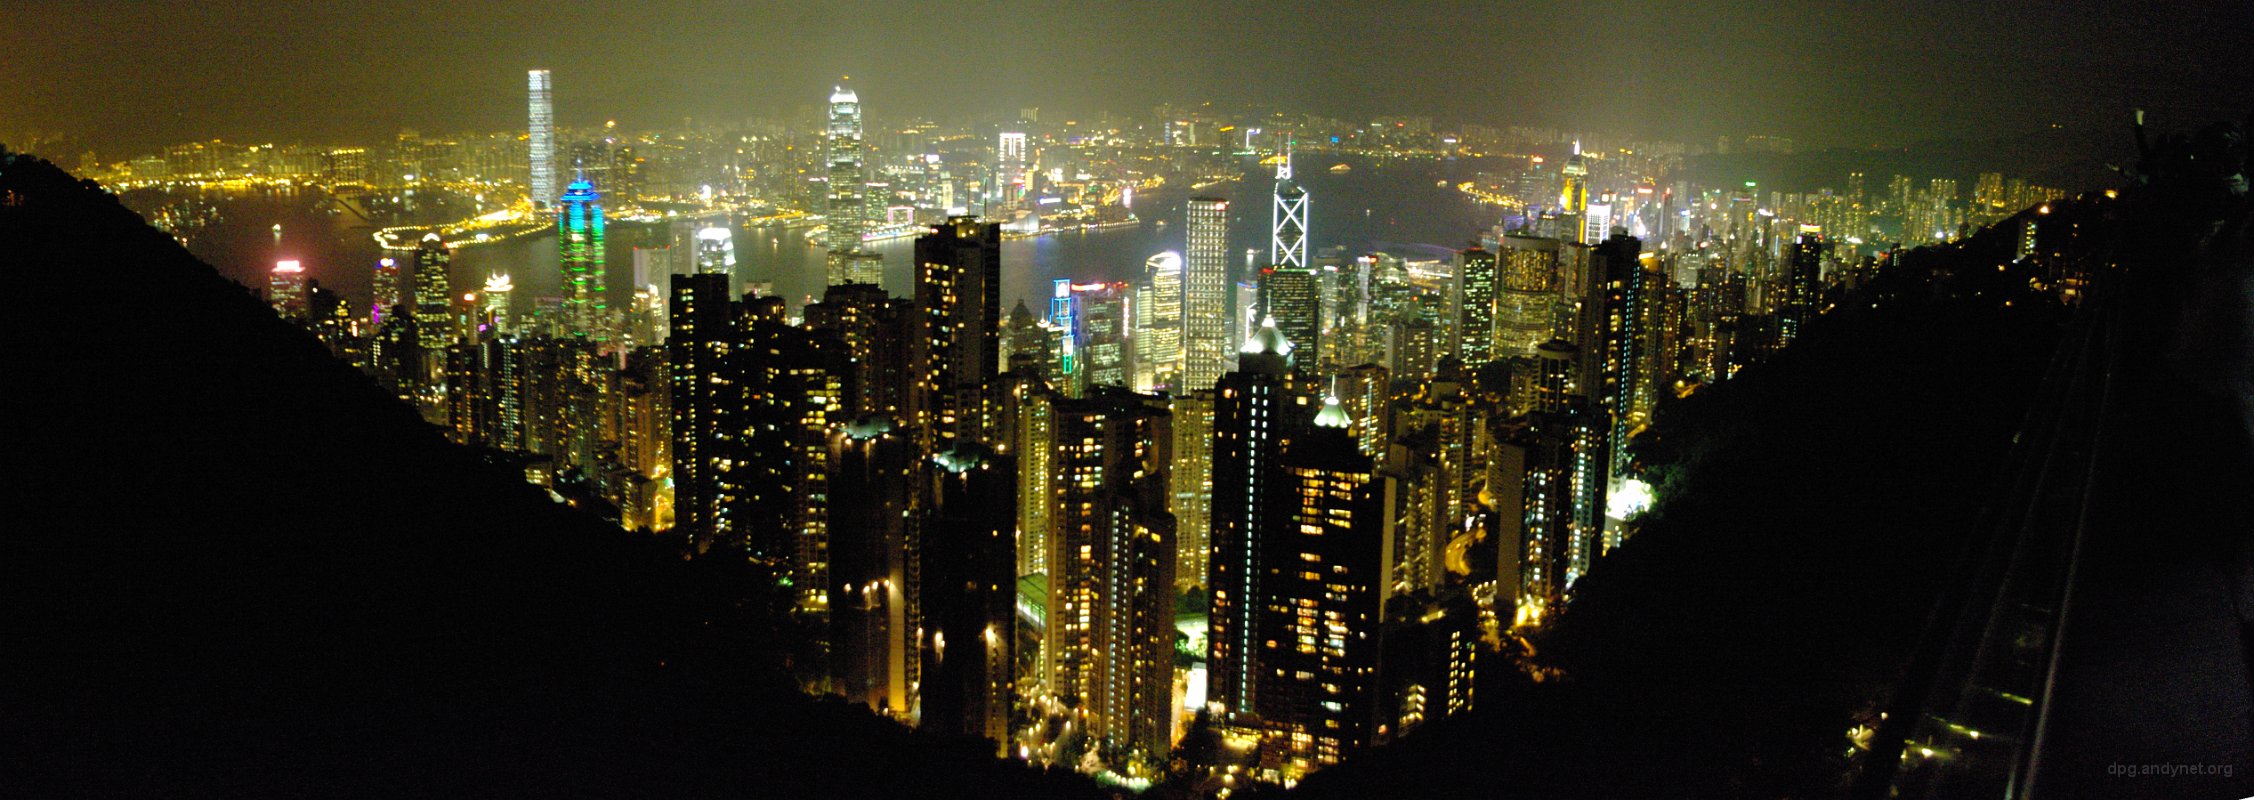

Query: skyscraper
[[371, 256, 401, 326], [996, 130, 1029, 208], [1169, 390, 1215, 592], [557, 178, 607, 344], [1259, 265, 1321, 368], [827, 416, 917, 717], [1067, 281, 1132, 393], [481, 273, 512, 335], [919, 443, 1018, 752], [1134, 251, 1184, 392], [805, 281, 914, 419], [1578, 232, 1640, 546], [1779, 231, 1823, 344], [1207, 317, 1297, 724], [1045, 390, 1175, 766], [527, 69, 556, 207], [1560, 147, 1589, 243], [1450, 246, 1498, 365], [1495, 234, 1561, 358], [411, 235, 452, 343], [1262, 400, 1388, 778], [1185, 197, 1232, 390], [695, 226, 735, 274], [825, 83, 875, 286], [667, 271, 733, 554], [268, 260, 307, 321], [1271, 145, 1308, 269], [911, 217, 1002, 447]]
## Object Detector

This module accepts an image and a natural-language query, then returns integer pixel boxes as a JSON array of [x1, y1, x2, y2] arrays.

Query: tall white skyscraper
[[1271, 144, 1307, 269], [826, 82, 879, 286], [1184, 197, 1231, 391], [527, 69, 556, 207]]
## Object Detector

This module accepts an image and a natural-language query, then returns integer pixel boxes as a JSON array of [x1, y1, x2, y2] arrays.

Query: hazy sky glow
[[6, 0, 2249, 155]]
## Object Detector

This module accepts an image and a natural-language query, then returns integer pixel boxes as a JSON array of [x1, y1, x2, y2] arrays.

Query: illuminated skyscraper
[[668, 272, 732, 554], [1134, 251, 1184, 391], [1271, 145, 1308, 269], [527, 69, 556, 207], [1010, 381, 1056, 577], [805, 281, 913, 419], [1491, 407, 1599, 625], [1581, 202, 1612, 249], [1495, 234, 1561, 358], [481, 273, 513, 334], [996, 131, 1029, 207], [1578, 232, 1640, 544], [911, 217, 1002, 447], [371, 256, 401, 325], [1450, 246, 1498, 364], [1262, 399, 1387, 778], [825, 83, 874, 286], [1170, 390, 1215, 592], [1560, 146, 1589, 243], [557, 178, 607, 344], [1185, 197, 1232, 390], [1259, 265, 1321, 368], [695, 226, 735, 274], [1207, 317, 1297, 724], [268, 260, 307, 321], [1045, 389, 1175, 765], [411, 235, 452, 342], [1057, 281, 1132, 393]]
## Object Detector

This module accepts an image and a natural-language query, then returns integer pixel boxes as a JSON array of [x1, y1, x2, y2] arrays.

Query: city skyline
[[6, 0, 2250, 158], [5, 4, 2249, 797]]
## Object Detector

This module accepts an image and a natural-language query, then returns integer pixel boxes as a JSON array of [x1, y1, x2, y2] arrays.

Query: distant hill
[[1679, 124, 2126, 193], [0, 150, 1104, 799]]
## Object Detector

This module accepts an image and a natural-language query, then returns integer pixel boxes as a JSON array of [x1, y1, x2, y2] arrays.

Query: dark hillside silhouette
[[0, 150, 1103, 799]]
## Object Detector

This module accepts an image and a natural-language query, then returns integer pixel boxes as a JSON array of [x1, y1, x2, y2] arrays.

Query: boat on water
[[1330, 163, 1351, 173]]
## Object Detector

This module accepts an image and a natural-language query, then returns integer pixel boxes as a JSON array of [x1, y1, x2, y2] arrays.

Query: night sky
[[6, 0, 2250, 157]]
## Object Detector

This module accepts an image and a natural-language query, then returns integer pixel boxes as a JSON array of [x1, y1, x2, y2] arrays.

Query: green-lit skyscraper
[[558, 178, 607, 345]]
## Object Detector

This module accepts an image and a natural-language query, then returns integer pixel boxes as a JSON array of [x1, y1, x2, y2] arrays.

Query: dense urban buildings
[[38, 58, 2146, 796]]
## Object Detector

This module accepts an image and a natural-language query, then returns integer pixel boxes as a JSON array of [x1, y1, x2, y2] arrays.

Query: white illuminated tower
[[1134, 250, 1184, 391], [1184, 197, 1232, 391], [997, 131, 1028, 207], [826, 81, 878, 286], [527, 69, 557, 207], [482, 273, 513, 334], [1271, 142, 1308, 269], [695, 226, 735, 274]]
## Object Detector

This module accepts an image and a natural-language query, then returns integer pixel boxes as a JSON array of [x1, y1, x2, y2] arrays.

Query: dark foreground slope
[[0, 152, 1101, 798], [1289, 200, 2074, 799], [1293, 126, 2254, 799]]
